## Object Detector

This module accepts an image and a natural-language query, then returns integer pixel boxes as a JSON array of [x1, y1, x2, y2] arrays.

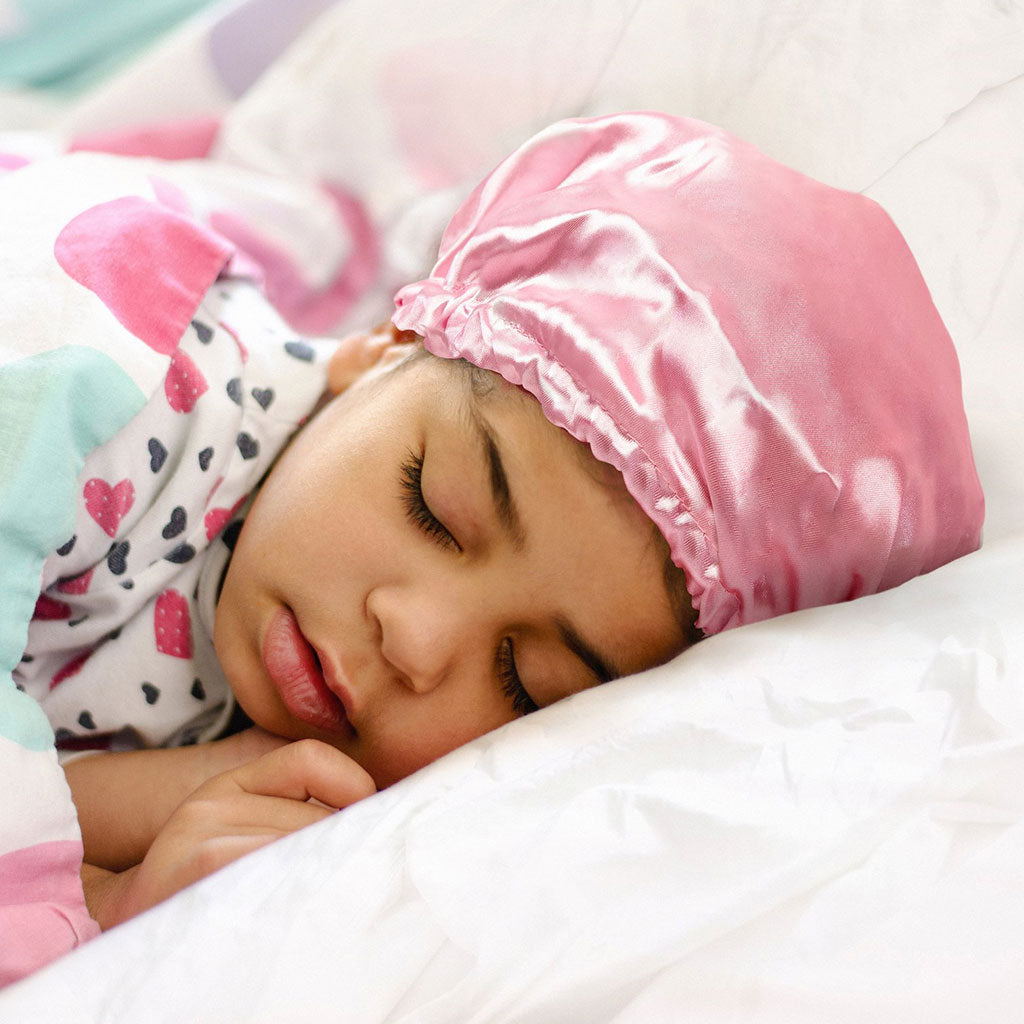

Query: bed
[[1, 0, 1023, 1019]]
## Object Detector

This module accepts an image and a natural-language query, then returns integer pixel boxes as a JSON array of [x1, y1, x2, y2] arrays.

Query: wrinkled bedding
[[1, 0, 1023, 1019]]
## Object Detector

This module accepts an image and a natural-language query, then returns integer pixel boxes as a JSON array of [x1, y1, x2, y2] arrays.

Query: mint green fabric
[[0, 0, 217, 94], [0, 346, 144, 750]]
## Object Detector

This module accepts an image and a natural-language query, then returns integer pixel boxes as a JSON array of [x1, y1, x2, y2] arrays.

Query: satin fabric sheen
[[393, 112, 984, 633]]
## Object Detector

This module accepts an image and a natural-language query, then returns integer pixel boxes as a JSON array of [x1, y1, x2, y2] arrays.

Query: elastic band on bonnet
[[393, 112, 984, 633]]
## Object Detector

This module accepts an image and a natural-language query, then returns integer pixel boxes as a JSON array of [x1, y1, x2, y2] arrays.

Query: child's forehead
[[448, 359, 647, 521], [393, 351, 642, 517], [430, 356, 595, 463]]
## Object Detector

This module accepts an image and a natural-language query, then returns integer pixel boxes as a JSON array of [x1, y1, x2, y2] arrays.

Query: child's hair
[[390, 112, 984, 634]]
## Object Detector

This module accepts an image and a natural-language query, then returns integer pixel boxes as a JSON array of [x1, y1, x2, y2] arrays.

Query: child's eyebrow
[[556, 618, 616, 684], [465, 401, 620, 687], [469, 409, 527, 552]]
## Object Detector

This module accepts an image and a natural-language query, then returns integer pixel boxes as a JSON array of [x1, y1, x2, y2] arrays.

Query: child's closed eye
[[496, 637, 538, 716], [399, 450, 461, 552]]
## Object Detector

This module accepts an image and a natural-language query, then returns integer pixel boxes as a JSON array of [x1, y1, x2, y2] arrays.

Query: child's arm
[[64, 727, 290, 871], [74, 739, 376, 929]]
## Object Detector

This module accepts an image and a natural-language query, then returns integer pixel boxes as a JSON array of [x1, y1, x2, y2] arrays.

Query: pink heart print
[[33, 594, 72, 620], [204, 494, 248, 541], [57, 568, 94, 595], [165, 348, 209, 413], [84, 478, 135, 537], [154, 589, 192, 659], [51, 650, 92, 690], [54, 195, 232, 355]]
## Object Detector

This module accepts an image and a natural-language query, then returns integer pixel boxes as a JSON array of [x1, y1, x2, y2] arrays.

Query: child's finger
[[327, 327, 393, 393], [222, 739, 377, 810], [176, 790, 337, 836], [327, 323, 423, 394]]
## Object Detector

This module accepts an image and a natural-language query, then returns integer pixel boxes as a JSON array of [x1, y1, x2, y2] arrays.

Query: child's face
[[214, 345, 686, 788]]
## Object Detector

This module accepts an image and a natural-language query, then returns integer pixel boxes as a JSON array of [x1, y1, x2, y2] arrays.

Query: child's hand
[[326, 322, 419, 395], [85, 740, 375, 929], [67, 726, 296, 872]]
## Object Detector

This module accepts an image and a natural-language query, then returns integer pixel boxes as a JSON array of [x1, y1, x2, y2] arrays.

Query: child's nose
[[367, 584, 483, 695]]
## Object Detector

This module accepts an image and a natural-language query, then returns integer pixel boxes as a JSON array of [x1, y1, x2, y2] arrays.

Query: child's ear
[[326, 322, 420, 395]]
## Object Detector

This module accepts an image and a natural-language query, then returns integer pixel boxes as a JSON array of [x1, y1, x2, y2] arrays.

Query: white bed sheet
[[2, 1, 1022, 1020], [9, 541, 1024, 1023]]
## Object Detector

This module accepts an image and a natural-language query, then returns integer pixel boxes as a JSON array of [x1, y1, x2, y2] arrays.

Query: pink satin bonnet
[[393, 112, 984, 634]]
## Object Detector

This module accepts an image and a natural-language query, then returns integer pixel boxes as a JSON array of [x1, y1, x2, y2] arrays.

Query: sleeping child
[[1, 111, 984, 974]]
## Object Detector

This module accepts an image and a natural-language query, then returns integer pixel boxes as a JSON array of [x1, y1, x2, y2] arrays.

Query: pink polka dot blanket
[[0, 151, 356, 986]]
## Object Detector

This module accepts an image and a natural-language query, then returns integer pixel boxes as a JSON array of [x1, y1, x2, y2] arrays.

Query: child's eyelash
[[399, 451, 460, 551], [497, 638, 538, 716]]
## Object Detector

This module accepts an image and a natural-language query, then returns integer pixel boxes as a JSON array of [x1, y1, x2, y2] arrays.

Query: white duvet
[[2, 1, 1023, 1020]]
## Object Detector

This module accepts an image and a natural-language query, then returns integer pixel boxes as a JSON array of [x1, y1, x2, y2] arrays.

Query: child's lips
[[262, 607, 354, 737]]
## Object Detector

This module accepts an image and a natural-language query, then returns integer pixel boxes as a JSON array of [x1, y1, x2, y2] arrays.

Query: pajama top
[[15, 280, 329, 754]]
